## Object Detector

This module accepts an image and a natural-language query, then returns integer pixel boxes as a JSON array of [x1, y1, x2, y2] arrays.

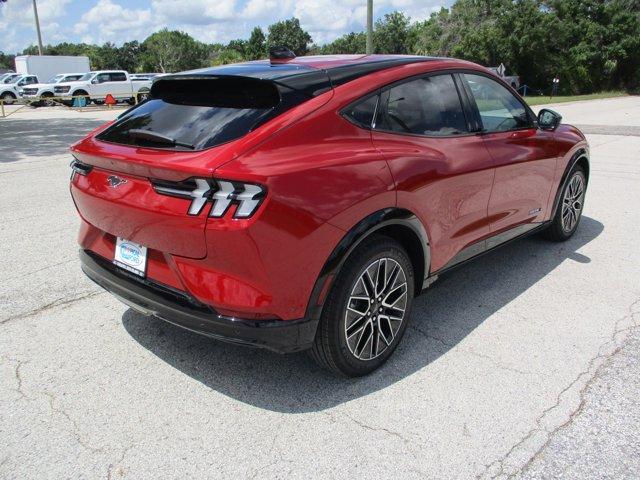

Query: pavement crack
[[476, 297, 640, 479], [410, 325, 538, 376], [43, 391, 104, 454], [2, 356, 31, 400], [0, 290, 104, 325], [410, 324, 453, 348], [13, 359, 28, 399], [337, 412, 431, 477], [4, 258, 75, 281], [106, 444, 134, 480]]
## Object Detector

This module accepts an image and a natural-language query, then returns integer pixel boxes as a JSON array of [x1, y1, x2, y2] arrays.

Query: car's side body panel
[[482, 127, 558, 232], [372, 130, 495, 272]]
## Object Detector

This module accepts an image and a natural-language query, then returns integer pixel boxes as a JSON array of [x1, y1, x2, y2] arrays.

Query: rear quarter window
[[342, 94, 378, 129]]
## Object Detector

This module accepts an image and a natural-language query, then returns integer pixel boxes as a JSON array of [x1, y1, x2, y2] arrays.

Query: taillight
[[151, 178, 266, 219], [70, 158, 93, 178]]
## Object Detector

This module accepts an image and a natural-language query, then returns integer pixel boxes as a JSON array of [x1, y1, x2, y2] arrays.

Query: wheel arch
[[305, 208, 430, 324], [550, 148, 590, 219]]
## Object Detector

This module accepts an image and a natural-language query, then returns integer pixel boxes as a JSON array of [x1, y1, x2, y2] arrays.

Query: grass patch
[[523, 91, 628, 106]]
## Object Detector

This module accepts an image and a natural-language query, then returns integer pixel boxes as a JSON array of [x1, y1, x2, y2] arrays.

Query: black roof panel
[[159, 56, 437, 97]]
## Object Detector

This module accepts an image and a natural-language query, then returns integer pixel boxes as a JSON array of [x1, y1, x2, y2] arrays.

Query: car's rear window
[[97, 77, 286, 151]]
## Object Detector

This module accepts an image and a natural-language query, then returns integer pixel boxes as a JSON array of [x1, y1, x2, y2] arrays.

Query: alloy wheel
[[561, 173, 585, 232], [344, 258, 408, 361]]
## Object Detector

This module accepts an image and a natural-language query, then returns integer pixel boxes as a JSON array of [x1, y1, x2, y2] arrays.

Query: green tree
[[117, 41, 141, 72], [321, 32, 366, 54], [374, 11, 412, 54], [267, 17, 312, 56], [211, 49, 245, 66], [0, 51, 15, 70], [140, 29, 208, 73], [94, 42, 120, 70], [227, 39, 248, 57], [246, 27, 266, 60], [544, 0, 640, 93]]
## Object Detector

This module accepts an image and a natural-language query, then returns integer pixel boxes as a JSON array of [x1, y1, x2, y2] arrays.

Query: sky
[[0, 0, 451, 54]]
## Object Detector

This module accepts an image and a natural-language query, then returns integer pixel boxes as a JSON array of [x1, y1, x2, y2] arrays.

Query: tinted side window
[[464, 74, 531, 132], [96, 73, 110, 83], [110, 72, 127, 82], [376, 74, 467, 136], [343, 94, 378, 128]]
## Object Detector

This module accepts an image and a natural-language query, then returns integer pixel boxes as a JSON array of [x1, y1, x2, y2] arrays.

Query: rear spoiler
[[152, 72, 332, 99]]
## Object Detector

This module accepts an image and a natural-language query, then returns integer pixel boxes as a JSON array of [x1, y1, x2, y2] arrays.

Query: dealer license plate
[[113, 237, 147, 277]]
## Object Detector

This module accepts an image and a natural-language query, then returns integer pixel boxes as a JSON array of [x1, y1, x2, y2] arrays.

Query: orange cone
[[105, 94, 117, 107]]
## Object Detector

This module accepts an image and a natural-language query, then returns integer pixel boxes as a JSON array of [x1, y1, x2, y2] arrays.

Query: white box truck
[[14, 55, 90, 83]]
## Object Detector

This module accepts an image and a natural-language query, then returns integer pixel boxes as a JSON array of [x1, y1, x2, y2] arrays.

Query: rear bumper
[[80, 250, 318, 353]]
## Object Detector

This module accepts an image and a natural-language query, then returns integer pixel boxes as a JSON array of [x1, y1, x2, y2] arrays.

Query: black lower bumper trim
[[80, 250, 318, 353]]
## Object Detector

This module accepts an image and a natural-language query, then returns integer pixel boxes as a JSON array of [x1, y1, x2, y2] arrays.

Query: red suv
[[70, 54, 589, 376]]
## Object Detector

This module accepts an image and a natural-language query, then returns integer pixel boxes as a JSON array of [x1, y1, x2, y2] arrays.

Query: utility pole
[[32, 0, 44, 55], [366, 0, 373, 55]]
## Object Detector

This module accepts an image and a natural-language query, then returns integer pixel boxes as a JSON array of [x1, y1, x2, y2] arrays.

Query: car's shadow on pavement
[[123, 216, 604, 413], [0, 117, 106, 161]]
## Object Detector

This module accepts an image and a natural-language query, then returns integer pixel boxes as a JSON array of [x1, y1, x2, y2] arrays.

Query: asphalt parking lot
[[1, 97, 639, 479]]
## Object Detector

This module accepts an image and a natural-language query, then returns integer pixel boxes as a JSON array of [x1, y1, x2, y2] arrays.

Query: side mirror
[[538, 108, 562, 131]]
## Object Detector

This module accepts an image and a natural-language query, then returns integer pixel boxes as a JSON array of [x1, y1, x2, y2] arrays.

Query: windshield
[[77, 73, 93, 81], [47, 74, 64, 83], [2, 75, 19, 84]]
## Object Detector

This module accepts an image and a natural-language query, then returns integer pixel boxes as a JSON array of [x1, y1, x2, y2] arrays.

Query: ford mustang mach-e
[[70, 52, 589, 376]]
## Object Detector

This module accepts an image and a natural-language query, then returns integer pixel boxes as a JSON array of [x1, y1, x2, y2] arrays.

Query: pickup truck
[[21, 73, 86, 106], [0, 73, 19, 83], [53, 70, 152, 105], [488, 66, 520, 90], [0, 74, 39, 105]]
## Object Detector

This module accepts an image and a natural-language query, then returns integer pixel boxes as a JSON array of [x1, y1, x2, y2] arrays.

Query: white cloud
[[0, 0, 71, 27], [0, 0, 72, 51], [152, 0, 237, 25], [241, 0, 289, 20], [293, 0, 367, 44], [74, 0, 156, 43], [2, 0, 451, 52]]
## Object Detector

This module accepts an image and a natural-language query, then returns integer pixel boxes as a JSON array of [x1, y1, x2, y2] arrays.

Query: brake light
[[151, 178, 266, 219]]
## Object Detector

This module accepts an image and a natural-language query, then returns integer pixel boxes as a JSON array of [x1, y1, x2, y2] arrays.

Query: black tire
[[137, 90, 150, 102], [542, 166, 587, 241], [41, 92, 54, 107], [310, 235, 415, 377], [1, 92, 16, 105]]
